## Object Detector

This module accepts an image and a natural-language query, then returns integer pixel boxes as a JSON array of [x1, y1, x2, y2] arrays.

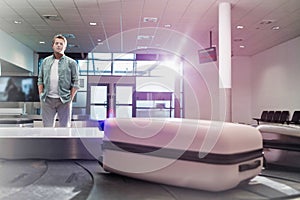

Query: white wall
[[251, 36, 300, 120], [0, 29, 34, 72], [183, 55, 253, 123], [183, 36, 300, 123], [231, 56, 252, 124], [183, 59, 220, 120]]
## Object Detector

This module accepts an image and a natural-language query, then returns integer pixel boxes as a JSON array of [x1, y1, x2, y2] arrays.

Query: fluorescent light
[[39, 41, 45, 44], [236, 25, 244, 29], [89, 22, 97, 26], [239, 45, 245, 48], [164, 24, 172, 28]]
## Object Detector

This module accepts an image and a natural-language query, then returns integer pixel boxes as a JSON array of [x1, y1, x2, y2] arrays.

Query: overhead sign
[[198, 47, 217, 64]]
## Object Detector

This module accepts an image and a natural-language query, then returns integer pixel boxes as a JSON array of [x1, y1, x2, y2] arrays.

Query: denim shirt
[[38, 54, 80, 103]]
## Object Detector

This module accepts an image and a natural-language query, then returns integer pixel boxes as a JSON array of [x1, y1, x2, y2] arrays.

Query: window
[[113, 60, 134, 75]]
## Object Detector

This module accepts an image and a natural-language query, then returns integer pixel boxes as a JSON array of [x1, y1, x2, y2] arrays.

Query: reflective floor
[[1, 160, 300, 200]]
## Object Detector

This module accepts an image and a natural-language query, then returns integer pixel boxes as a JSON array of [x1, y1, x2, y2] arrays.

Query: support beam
[[218, 2, 232, 122]]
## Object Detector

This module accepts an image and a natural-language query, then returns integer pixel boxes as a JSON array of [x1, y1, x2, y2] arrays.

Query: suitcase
[[257, 124, 300, 168], [102, 118, 263, 191]]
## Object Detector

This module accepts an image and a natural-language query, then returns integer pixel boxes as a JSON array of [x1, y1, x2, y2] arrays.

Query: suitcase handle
[[239, 160, 261, 172]]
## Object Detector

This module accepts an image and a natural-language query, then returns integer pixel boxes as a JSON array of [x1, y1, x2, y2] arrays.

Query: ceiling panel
[[51, 0, 75, 8], [0, 0, 299, 55], [141, 0, 168, 22], [231, 0, 262, 23]]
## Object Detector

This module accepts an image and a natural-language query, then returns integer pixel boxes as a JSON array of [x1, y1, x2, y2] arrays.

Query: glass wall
[[78, 53, 135, 76], [82, 52, 183, 118], [41, 52, 184, 118]]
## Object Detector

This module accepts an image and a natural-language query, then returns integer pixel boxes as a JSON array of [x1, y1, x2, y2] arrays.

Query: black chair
[[287, 111, 300, 125], [253, 111, 268, 125], [279, 111, 290, 124], [266, 111, 275, 122], [272, 111, 282, 123]]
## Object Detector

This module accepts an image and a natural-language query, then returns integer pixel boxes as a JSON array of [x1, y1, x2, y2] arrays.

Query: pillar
[[218, 2, 232, 122]]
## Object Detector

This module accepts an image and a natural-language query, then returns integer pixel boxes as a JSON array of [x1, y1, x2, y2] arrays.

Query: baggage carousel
[[1, 127, 300, 200]]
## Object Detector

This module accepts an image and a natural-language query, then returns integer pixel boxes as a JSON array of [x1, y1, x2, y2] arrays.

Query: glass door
[[114, 84, 134, 118], [89, 84, 109, 120]]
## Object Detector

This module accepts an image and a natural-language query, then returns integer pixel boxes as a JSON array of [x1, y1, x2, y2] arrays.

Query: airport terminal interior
[[0, 0, 300, 199]]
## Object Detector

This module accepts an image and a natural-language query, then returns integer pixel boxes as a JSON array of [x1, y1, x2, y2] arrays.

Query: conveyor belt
[[0, 160, 93, 200], [1, 160, 300, 200], [0, 118, 33, 127], [0, 127, 300, 199], [0, 127, 103, 160]]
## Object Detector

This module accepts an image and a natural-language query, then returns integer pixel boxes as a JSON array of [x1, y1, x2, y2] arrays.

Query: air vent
[[259, 20, 275, 25], [256, 19, 276, 30], [143, 17, 158, 23], [233, 38, 243, 42], [62, 33, 75, 39], [42, 15, 61, 21], [137, 35, 154, 40], [67, 44, 79, 48]]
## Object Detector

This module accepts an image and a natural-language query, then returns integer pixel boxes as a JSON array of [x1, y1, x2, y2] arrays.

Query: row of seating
[[253, 110, 300, 125]]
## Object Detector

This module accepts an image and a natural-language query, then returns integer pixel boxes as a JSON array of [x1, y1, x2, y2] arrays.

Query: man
[[38, 34, 79, 127]]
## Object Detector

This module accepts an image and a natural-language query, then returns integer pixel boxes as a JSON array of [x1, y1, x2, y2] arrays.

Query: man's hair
[[52, 34, 67, 47]]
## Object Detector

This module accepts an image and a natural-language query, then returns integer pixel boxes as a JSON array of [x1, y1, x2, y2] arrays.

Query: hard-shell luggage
[[257, 124, 300, 168], [102, 118, 263, 191]]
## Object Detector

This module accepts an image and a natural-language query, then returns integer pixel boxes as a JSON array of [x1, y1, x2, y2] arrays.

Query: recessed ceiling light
[[272, 26, 280, 30], [236, 25, 244, 29], [97, 39, 102, 42], [89, 22, 97, 26], [14, 20, 22, 24]]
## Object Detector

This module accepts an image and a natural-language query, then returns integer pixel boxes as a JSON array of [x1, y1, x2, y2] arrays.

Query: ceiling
[[0, 0, 299, 56]]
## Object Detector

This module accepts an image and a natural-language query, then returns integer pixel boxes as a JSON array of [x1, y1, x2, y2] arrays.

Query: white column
[[218, 2, 232, 122]]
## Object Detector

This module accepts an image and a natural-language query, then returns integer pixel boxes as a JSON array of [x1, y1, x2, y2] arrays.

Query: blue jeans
[[41, 97, 72, 127]]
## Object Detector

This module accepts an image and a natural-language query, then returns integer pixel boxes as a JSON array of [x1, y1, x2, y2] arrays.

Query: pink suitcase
[[102, 118, 263, 191], [257, 124, 300, 168]]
